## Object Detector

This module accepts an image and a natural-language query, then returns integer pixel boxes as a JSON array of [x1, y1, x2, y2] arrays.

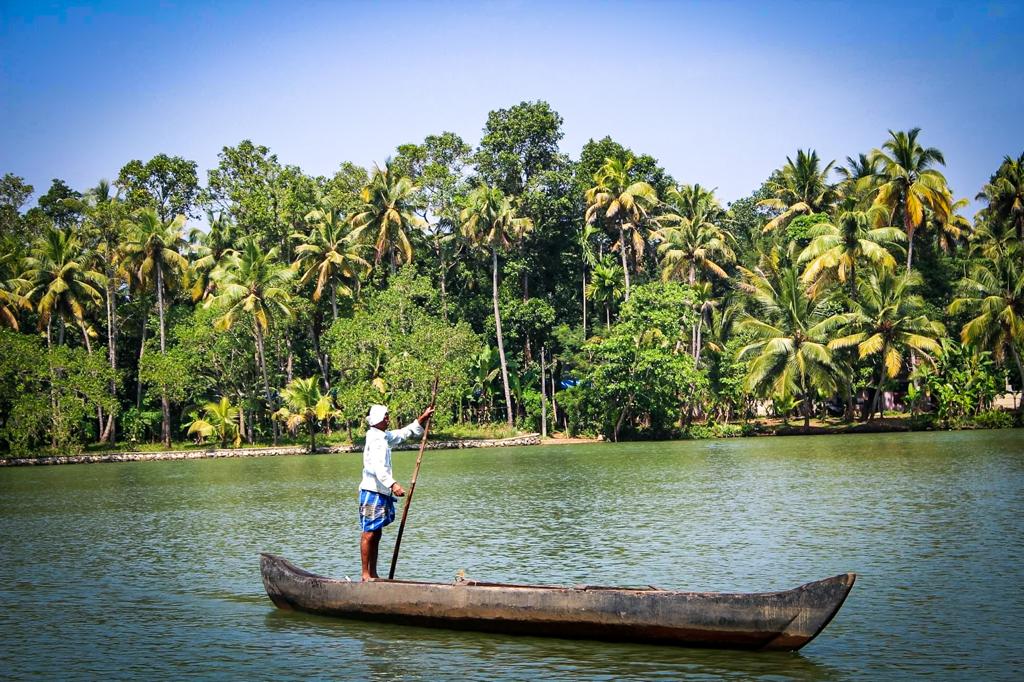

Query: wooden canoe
[[260, 553, 855, 651]]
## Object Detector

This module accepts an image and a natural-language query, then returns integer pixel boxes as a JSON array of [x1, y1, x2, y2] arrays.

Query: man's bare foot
[[362, 575, 379, 582]]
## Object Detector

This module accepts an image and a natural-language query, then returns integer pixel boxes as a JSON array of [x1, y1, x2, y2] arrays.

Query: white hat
[[367, 404, 388, 426]]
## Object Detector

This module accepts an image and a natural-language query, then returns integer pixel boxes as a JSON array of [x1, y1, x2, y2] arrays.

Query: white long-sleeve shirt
[[359, 420, 424, 495]]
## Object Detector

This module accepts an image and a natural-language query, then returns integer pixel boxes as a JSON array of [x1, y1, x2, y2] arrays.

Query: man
[[359, 402, 435, 581]]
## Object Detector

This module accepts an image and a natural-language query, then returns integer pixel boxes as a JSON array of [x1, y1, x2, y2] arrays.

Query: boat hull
[[259, 554, 854, 651]]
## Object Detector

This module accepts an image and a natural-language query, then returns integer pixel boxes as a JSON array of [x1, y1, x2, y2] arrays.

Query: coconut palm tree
[[350, 160, 425, 272], [206, 237, 295, 443], [584, 155, 658, 301], [274, 376, 339, 453], [950, 252, 1024, 411], [798, 206, 904, 298], [758, 149, 837, 232], [830, 268, 945, 420], [579, 222, 602, 337], [185, 396, 241, 448], [0, 248, 27, 330], [23, 225, 104, 349], [737, 265, 847, 429], [293, 206, 369, 321], [190, 211, 239, 302], [586, 256, 624, 330], [460, 184, 533, 427], [977, 152, 1024, 240], [121, 209, 190, 447], [870, 128, 952, 271], [835, 153, 881, 209], [927, 195, 972, 255], [654, 186, 735, 287]]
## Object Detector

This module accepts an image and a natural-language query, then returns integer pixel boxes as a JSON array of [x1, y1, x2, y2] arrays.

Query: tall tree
[[205, 140, 285, 246], [122, 209, 190, 447], [654, 184, 735, 286], [118, 154, 201, 221], [737, 265, 847, 428], [206, 238, 295, 443], [294, 207, 369, 321], [23, 225, 104, 348], [37, 179, 83, 229], [584, 155, 658, 301], [586, 256, 625, 329], [475, 100, 564, 196], [758, 149, 837, 231], [976, 152, 1024, 240], [350, 160, 424, 272], [831, 268, 945, 420], [950, 250, 1024, 409], [460, 184, 533, 427], [798, 206, 904, 298], [870, 128, 952, 270]]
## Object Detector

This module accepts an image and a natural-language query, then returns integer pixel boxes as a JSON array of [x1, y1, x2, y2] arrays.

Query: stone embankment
[[0, 434, 541, 467]]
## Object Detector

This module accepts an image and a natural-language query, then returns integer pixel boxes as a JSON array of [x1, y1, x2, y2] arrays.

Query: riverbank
[[0, 433, 542, 467]]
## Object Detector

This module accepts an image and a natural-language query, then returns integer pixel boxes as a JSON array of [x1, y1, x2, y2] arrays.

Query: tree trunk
[[254, 324, 279, 444], [581, 270, 587, 338], [606, 304, 611, 329], [136, 314, 147, 408], [156, 265, 171, 448], [869, 367, 887, 421], [1010, 343, 1024, 414], [330, 282, 338, 322], [101, 272, 117, 444], [618, 223, 631, 301], [309, 420, 316, 454], [540, 346, 548, 438], [905, 213, 916, 272], [492, 248, 514, 428]]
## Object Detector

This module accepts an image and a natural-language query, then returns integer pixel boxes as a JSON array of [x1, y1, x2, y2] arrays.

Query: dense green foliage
[[1, 102, 1021, 454]]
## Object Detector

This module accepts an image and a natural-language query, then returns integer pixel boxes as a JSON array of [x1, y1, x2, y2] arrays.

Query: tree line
[[0, 101, 1021, 454]]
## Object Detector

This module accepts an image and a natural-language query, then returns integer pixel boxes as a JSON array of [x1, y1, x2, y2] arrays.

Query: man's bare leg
[[361, 529, 382, 580]]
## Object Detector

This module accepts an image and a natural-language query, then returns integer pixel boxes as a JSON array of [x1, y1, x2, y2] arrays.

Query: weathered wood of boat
[[260, 554, 855, 651]]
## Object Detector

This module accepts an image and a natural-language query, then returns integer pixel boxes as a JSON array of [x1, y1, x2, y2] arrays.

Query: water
[[1, 430, 1021, 680]]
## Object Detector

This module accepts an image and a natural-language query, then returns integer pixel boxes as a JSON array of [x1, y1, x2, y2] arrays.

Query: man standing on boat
[[359, 403, 434, 581]]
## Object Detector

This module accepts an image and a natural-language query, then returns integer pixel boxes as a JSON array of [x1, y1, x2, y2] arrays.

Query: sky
[[1, 0, 1022, 213]]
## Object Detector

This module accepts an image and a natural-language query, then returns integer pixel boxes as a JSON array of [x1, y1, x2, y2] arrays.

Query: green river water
[[1, 430, 1022, 680]]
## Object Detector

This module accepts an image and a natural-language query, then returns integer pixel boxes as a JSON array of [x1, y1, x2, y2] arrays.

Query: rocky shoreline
[[0, 433, 542, 467]]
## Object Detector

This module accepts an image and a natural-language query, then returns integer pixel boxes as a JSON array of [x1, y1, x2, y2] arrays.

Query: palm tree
[[927, 195, 972, 255], [870, 128, 952, 270], [654, 185, 735, 287], [460, 184, 533, 427], [758, 149, 836, 232], [830, 269, 945, 420], [205, 238, 295, 443], [798, 206, 904, 298], [835, 153, 881, 209], [350, 160, 425, 272], [977, 152, 1024, 240], [0, 249, 27, 330], [586, 256, 625, 330], [737, 265, 847, 429], [122, 209, 190, 447], [274, 377, 339, 453], [23, 225, 104, 349], [185, 396, 241, 448], [190, 211, 238, 302], [950, 253, 1024, 410], [584, 155, 658, 301], [293, 207, 369, 321]]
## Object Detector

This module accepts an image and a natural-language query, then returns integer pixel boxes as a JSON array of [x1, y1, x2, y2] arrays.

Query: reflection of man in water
[[358, 403, 434, 581]]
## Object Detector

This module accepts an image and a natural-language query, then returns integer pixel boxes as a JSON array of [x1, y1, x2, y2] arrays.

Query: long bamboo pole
[[388, 377, 439, 580]]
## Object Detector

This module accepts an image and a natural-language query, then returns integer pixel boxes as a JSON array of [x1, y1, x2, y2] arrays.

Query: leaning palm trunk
[[492, 248, 514, 427], [100, 273, 117, 444], [904, 212, 916, 272]]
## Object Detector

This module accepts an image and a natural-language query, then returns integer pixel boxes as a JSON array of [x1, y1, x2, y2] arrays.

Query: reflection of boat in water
[[260, 554, 855, 651]]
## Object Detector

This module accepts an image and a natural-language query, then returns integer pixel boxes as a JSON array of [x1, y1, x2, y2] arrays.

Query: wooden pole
[[388, 377, 439, 580]]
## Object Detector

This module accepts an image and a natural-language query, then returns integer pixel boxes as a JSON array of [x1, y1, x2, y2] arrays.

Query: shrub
[[972, 410, 1015, 430]]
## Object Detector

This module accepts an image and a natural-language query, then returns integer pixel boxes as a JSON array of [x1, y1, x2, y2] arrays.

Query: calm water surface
[[1, 431, 1022, 680]]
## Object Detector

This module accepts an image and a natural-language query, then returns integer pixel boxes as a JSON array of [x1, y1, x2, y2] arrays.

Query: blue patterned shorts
[[358, 489, 396, 532]]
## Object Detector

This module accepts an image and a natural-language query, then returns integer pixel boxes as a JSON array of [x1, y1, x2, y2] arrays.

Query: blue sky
[[1, 0, 1022, 212]]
